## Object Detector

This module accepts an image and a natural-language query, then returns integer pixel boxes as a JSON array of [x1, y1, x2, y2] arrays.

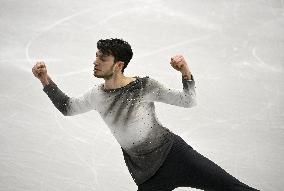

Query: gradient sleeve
[[145, 75, 197, 108], [43, 80, 97, 116]]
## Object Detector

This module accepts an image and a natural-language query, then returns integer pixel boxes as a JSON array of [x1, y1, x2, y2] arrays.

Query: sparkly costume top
[[43, 75, 196, 185]]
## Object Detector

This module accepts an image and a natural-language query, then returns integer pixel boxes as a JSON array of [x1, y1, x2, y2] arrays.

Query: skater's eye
[[96, 53, 103, 59], [96, 53, 107, 61]]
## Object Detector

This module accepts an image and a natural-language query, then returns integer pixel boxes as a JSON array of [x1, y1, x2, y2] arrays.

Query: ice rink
[[1, 0, 283, 190]]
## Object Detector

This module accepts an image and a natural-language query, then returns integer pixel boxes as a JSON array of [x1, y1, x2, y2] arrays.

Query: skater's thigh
[[174, 145, 242, 189]]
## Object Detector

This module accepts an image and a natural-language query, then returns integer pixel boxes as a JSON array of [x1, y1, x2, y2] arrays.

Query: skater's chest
[[95, 90, 156, 126]]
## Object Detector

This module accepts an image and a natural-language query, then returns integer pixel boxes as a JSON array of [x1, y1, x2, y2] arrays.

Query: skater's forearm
[[42, 79, 70, 116], [34, 62, 94, 116], [42, 79, 97, 116]]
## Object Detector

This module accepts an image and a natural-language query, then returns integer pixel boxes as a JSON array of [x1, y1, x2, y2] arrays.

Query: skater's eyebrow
[[96, 52, 108, 59]]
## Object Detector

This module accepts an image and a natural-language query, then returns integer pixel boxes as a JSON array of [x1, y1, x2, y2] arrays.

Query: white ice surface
[[0, 0, 283, 190]]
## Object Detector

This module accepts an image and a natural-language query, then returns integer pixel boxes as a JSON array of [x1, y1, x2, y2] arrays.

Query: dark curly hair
[[97, 38, 133, 73]]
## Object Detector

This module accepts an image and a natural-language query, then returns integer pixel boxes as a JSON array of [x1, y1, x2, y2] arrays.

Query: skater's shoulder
[[137, 76, 165, 91], [137, 75, 156, 86], [142, 75, 161, 85], [139, 75, 157, 81], [138, 75, 150, 81]]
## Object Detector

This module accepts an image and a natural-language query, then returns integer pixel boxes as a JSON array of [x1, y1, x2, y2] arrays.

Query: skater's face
[[93, 50, 123, 79]]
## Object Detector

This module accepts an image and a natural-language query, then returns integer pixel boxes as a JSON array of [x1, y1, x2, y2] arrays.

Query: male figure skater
[[32, 38, 260, 191]]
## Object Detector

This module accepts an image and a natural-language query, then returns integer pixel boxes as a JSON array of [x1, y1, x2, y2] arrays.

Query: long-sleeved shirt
[[42, 75, 197, 185]]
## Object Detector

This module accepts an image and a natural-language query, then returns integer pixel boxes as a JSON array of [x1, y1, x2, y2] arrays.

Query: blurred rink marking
[[252, 47, 283, 73], [24, 0, 131, 69], [25, 8, 93, 65], [56, 33, 213, 78], [24, 0, 217, 79], [136, 34, 213, 60], [53, 113, 100, 190]]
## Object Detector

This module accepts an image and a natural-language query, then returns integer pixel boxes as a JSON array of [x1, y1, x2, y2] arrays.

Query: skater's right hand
[[32, 61, 50, 85]]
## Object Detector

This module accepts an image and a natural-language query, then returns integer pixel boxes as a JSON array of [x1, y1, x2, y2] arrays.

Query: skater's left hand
[[170, 55, 192, 77]]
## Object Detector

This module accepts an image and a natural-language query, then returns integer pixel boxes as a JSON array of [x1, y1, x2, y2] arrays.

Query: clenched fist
[[170, 55, 192, 79], [32, 61, 50, 85]]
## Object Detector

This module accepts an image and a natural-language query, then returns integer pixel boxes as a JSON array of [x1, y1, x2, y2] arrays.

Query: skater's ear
[[115, 61, 125, 73]]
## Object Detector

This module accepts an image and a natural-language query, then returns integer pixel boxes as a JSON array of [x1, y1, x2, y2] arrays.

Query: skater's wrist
[[40, 76, 51, 87], [182, 73, 193, 81]]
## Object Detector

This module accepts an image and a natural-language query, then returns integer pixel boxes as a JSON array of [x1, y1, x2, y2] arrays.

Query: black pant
[[137, 134, 260, 191]]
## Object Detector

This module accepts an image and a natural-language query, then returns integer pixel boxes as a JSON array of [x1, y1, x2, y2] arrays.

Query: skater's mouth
[[94, 68, 101, 71]]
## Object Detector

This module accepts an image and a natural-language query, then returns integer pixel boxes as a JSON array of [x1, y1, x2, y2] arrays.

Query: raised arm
[[32, 61, 96, 116], [42, 77, 70, 115], [145, 75, 196, 108], [144, 55, 197, 108]]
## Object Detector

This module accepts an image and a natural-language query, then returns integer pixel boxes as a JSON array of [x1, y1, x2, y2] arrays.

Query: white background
[[0, 0, 283, 190]]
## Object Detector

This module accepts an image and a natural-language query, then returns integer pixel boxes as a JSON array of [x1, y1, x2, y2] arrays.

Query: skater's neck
[[103, 73, 136, 90]]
